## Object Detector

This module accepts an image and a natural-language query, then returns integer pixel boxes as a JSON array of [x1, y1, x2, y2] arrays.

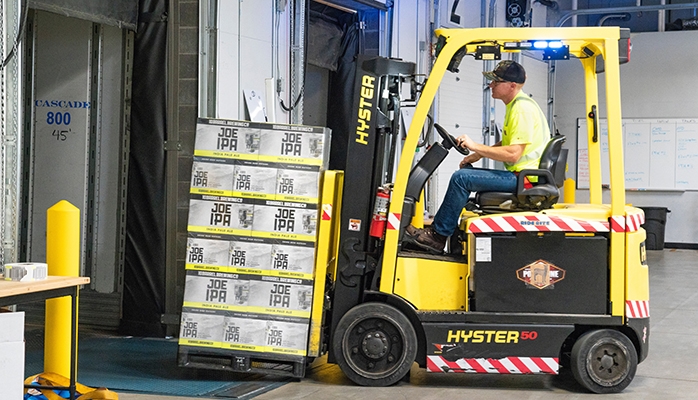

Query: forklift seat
[[472, 135, 567, 213]]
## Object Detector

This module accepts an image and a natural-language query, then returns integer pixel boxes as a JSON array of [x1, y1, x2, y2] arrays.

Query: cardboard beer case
[[247, 276, 314, 317], [258, 127, 328, 166], [179, 308, 225, 348], [269, 243, 316, 277], [275, 166, 320, 203], [185, 237, 231, 271], [263, 318, 310, 355], [221, 314, 268, 351], [190, 157, 235, 196], [194, 119, 260, 160], [187, 196, 255, 236], [229, 239, 273, 271], [232, 161, 278, 199], [251, 200, 318, 242]]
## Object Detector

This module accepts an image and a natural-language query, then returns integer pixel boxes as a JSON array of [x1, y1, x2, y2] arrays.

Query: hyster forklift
[[306, 27, 649, 394]]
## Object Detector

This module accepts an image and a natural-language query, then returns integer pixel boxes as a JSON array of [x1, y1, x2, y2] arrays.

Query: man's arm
[[459, 141, 500, 167], [457, 136, 525, 164], [459, 152, 481, 167]]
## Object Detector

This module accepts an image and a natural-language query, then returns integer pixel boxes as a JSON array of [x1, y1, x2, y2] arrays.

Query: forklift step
[[397, 249, 465, 261]]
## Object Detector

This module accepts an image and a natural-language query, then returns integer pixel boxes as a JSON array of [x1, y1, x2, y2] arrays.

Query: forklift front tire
[[570, 329, 638, 394], [333, 302, 417, 387]]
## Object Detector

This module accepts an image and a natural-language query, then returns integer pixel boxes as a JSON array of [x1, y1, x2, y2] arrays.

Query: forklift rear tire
[[570, 329, 638, 394], [333, 302, 417, 386]]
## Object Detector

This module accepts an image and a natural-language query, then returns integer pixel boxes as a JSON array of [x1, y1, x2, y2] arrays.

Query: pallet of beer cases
[[178, 118, 330, 377]]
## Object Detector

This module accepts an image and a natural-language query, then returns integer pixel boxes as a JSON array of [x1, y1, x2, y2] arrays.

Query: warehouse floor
[[116, 248, 698, 399]]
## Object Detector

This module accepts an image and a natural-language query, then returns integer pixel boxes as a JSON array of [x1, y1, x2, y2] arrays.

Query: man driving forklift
[[405, 59, 550, 254]]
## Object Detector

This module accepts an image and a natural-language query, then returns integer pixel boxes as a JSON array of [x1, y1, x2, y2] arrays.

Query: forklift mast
[[328, 55, 415, 358]]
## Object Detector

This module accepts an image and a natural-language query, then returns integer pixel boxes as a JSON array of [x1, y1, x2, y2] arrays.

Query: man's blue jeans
[[432, 167, 517, 236]]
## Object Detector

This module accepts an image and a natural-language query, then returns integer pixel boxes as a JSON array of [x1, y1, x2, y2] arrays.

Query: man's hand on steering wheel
[[434, 123, 469, 156], [456, 134, 476, 152]]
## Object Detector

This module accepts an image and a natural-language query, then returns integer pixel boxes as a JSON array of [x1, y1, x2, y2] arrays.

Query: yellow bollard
[[563, 178, 576, 204], [45, 200, 80, 378]]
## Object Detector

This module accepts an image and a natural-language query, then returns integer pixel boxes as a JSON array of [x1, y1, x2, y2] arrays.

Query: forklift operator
[[405, 60, 550, 254]]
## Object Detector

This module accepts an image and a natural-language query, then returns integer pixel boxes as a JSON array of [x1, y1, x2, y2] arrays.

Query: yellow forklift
[[305, 26, 648, 394]]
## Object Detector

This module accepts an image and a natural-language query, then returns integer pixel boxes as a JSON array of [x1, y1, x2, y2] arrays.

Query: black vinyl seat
[[472, 135, 567, 213]]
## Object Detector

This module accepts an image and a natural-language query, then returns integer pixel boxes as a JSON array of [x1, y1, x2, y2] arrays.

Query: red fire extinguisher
[[369, 186, 390, 239]]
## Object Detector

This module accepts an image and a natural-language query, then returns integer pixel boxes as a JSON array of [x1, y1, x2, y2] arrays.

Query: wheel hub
[[599, 353, 615, 370], [590, 344, 628, 385], [362, 330, 389, 359]]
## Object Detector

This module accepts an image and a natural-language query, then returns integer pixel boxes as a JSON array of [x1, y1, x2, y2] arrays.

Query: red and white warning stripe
[[387, 213, 401, 230], [626, 211, 645, 232], [626, 300, 650, 319], [610, 215, 626, 232], [426, 356, 559, 374], [468, 215, 609, 234], [604, 214, 647, 233], [321, 204, 332, 221]]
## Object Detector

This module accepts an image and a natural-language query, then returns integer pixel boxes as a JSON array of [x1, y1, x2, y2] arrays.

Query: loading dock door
[[22, 10, 130, 329]]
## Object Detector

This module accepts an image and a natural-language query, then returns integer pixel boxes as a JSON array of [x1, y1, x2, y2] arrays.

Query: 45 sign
[[52, 128, 74, 141]]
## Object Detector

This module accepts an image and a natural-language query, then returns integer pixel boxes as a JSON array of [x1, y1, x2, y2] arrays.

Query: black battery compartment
[[473, 232, 608, 314]]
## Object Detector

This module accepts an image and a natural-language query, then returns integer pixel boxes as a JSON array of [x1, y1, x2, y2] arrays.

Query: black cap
[[483, 60, 526, 84]]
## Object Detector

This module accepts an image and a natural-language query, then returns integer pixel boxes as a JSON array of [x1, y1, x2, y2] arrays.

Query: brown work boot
[[405, 224, 421, 237], [403, 225, 447, 254]]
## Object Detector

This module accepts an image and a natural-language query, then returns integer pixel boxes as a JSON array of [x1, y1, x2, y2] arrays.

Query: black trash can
[[640, 207, 670, 250]]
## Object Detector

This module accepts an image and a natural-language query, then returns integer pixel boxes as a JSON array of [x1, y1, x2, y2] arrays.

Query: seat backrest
[[553, 148, 568, 187], [538, 135, 566, 187]]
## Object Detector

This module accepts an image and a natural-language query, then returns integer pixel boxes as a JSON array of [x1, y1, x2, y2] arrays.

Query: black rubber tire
[[333, 302, 418, 387], [570, 329, 638, 394]]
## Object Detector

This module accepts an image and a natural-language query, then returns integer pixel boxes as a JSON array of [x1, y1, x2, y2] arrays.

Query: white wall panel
[[215, 0, 289, 122], [392, 0, 418, 63], [239, 35, 272, 113], [239, 0, 272, 119], [216, 1, 240, 118], [240, 0, 272, 42], [555, 31, 698, 244], [215, 0, 273, 119]]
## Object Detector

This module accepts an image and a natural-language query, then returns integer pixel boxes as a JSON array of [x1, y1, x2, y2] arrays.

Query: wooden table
[[0, 276, 90, 400]]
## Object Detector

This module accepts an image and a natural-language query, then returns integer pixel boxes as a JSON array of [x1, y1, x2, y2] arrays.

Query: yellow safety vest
[[502, 91, 550, 172]]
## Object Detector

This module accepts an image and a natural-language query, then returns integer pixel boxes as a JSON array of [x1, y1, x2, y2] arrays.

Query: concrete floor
[[117, 248, 698, 399]]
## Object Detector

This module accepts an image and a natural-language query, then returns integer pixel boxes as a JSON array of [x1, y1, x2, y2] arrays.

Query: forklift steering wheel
[[434, 123, 469, 156]]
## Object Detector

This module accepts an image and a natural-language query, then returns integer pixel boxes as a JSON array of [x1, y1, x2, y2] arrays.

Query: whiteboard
[[577, 118, 698, 190]]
